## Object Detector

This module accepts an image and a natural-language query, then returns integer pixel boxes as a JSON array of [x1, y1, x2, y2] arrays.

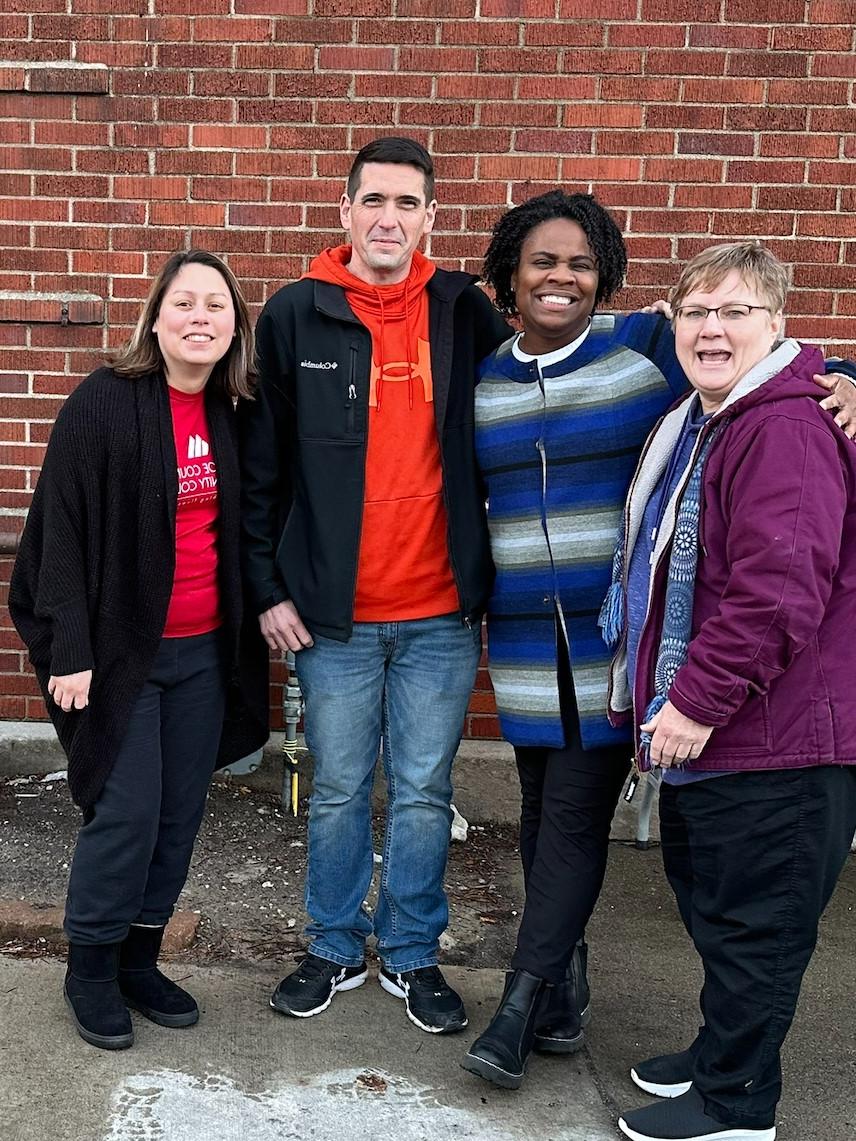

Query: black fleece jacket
[[238, 269, 511, 641], [9, 367, 269, 811]]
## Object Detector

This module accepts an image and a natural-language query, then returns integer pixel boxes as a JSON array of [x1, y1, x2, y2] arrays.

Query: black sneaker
[[379, 965, 467, 1034], [270, 953, 367, 1018], [631, 1048, 695, 1098], [618, 1087, 776, 1141]]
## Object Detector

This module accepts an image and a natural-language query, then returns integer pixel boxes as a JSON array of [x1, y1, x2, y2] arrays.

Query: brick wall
[[1, 4, 855, 737]]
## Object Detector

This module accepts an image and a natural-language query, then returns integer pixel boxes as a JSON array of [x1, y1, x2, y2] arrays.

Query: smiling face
[[674, 268, 782, 413], [340, 161, 437, 285], [152, 262, 236, 392], [512, 218, 599, 355]]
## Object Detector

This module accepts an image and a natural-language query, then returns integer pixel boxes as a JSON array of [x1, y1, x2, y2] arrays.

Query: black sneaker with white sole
[[270, 953, 367, 1018], [379, 965, 468, 1034], [631, 1048, 695, 1098], [618, 1086, 775, 1141]]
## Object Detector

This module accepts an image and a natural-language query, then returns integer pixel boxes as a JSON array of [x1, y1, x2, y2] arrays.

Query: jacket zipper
[[345, 345, 358, 435]]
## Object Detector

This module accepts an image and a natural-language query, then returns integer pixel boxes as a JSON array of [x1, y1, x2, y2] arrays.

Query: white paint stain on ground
[[103, 1067, 611, 1141]]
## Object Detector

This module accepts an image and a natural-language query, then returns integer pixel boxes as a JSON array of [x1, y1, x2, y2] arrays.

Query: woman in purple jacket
[[606, 241, 856, 1141]]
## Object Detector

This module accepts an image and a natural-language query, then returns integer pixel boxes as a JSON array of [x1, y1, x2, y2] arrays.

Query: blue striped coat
[[474, 312, 688, 749]]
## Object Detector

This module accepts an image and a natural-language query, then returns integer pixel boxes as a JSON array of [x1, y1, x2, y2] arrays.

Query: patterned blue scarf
[[639, 426, 720, 756]]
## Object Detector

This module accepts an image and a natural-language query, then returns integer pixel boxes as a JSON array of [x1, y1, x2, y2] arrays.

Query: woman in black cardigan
[[10, 250, 268, 1051]]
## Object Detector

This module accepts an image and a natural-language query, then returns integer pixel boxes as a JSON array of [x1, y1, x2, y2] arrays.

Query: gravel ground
[[0, 772, 522, 970]]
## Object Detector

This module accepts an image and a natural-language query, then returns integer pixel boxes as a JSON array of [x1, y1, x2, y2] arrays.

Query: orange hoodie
[[304, 246, 458, 622]]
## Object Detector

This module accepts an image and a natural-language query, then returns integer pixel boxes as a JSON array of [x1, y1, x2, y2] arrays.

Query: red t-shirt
[[163, 386, 222, 637]]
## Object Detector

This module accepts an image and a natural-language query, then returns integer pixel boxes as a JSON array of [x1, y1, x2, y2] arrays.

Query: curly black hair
[[482, 191, 628, 317]]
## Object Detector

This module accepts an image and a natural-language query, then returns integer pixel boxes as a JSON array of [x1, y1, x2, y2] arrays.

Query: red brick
[[682, 78, 765, 104], [357, 18, 435, 43], [483, 103, 560, 127], [0, 199, 66, 222], [274, 16, 350, 42], [560, 0, 636, 14], [466, 715, 502, 739], [193, 71, 271, 98], [156, 151, 232, 175], [114, 123, 190, 148], [399, 47, 477, 72], [688, 24, 769, 48], [725, 0, 805, 17], [238, 0, 307, 10], [268, 177, 343, 202], [318, 46, 395, 71], [1, 42, 70, 63], [562, 49, 643, 75], [726, 106, 807, 131], [805, 161, 856, 185], [434, 128, 512, 154], [398, 0, 472, 11], [644, 158, 724, 183], [228, 204, 303, 227], [597, 130, 673, 155], [525, 20, 604, 46], [192, 125, 268, 149], [728, 51, 808, 78], [397, 102, 476, 127], [646, 49, 726, 75], [157, 44, 232, 69], [712, 211, 796, 236], [270, 126, 349, 152], [235, 44, 314, 70], [648, 105, 723, 129], [772, 25, 852, 50], [595, 183, 671, 207], [4, 147, 73, 171], [678, 132, 754, 157], [74, 251, 145, 275], [441, 19, 519, 45], [193, 16, 272, 41], [112, 226, 186, 251], [159, 98, 235, 124], [608, 22, 684, 47], [32, 13, 107, 38], [355, 75, 434, 99], [0, 174, 32, 196], [274, 73, 351, 98], [762, 133, 839, 158], [76, 42, 153, 67], [113, 68, 190, 96], [727, 159, 807, 184], [481, 46, 560, 72], [600, 77, 680, 101], [810, 108, 856, 132], [757, 185, 838, 212], [76, 95, 155, 123], [812, 53, 856, 78], [480, 154, 561, 180], [630, 209, 710, 235], [639, 0, 720, 16], [238, 99, 320, 124], [34, 121, 109, 146], [0, 375, 27, 394], [561, 155, 642, 181], [114, 176, 188, 200], [767, 78, 849, 104], [3, 249, 68, 273], [315, 101, 396, 126], [150, 202, 226, 226], [73, 200, 146, 225], [796, 214, 854, 238], [437, 75, 516, 100], [518, 75, 599, 100]]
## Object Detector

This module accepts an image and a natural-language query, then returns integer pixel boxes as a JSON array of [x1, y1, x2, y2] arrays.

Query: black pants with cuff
[[660, 764, 856, 1128], [511, 639, 631, 984], [65, 630, 227, 945]]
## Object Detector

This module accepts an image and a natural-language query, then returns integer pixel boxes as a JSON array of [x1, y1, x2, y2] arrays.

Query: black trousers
[[660, 765, 856, 1128], [65, 631, 227, 944], [511, 640, 631, 983]]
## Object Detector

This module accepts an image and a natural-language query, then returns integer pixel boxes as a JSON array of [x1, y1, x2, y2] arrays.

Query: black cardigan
[[9, 367, 269, 811]]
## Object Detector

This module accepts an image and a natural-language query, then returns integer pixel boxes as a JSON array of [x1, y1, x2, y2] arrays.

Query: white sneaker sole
[[618, 1117, 775, 1141], [630, 1068, 693, 1098], [270, 966, 367, 1018], [378, 972, 468, 1034]]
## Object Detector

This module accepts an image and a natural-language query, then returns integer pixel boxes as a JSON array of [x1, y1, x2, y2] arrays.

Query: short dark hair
[[346, 136, 435, 204], [482, 190, 628, 317]]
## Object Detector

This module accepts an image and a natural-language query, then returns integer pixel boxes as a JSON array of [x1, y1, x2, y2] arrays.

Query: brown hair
[[110, 249, 256, 400], [671, 240, 790, 317]]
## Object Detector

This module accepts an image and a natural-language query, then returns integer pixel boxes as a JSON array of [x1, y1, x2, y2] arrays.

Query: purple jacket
[[612, 341, 856, 771]]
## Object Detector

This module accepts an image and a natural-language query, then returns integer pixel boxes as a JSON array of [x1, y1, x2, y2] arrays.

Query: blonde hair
[[110, 249, 256, 400], [671, 241, 790, 316]]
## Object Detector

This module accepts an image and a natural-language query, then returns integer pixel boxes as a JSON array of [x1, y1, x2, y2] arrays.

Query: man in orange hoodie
[[239, 137, 510, 1034]]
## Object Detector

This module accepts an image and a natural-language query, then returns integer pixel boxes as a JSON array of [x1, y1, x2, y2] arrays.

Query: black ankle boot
[[118, 924, 199, 1028], [534, 939, 591, 1054], [460, 969, 547, 1089], [65, 942, 134, 1050]]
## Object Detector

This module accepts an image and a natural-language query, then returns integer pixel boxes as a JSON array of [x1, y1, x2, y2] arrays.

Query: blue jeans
[[295, 613, 481, 973]]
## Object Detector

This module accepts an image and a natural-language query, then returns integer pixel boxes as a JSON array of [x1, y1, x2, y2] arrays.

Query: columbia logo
[[187, 434, 209, 459], [301, 359, 338, 370]]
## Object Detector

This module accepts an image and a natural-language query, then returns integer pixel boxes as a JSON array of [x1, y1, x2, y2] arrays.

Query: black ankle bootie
[[65, 942, 134, 1050], [118, 924, 199, 1028], [460, 969, 547, 1089], [534, 939, 591, 1054]]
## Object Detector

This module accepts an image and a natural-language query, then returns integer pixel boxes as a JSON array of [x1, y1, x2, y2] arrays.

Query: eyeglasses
[[674, 303, 771, 326]]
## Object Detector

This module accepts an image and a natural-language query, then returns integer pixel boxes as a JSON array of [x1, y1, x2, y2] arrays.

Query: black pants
[[65, 631, 227, 945], [511, 640, 630, 983], [660, 765, 856, 1128]]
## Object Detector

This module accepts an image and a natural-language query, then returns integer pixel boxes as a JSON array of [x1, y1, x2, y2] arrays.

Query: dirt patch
[[0, 774, 523, 969]]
